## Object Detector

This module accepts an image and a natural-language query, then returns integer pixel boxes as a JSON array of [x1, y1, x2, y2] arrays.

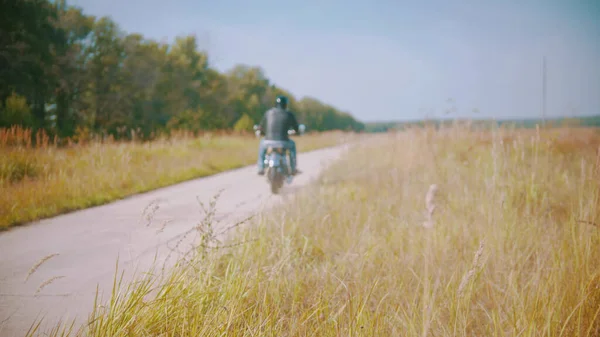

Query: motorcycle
[[253, 124, 306, 194]]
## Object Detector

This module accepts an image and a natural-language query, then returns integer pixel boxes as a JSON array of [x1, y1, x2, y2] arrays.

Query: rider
[[256, 95, 301, 176]]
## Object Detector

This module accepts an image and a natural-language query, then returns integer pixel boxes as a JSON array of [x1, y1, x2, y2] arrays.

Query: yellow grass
[[1, 127, 353, 229], [36, 124, 600, 336]]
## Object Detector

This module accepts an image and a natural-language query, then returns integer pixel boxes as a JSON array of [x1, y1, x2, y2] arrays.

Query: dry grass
[[39, 123, 600, 336], [24, 253, 60, 282], [0, 126, 353, 229]]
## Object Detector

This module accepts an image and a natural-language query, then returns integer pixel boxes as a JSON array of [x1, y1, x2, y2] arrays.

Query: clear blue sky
[[67, 0, 600, 122]]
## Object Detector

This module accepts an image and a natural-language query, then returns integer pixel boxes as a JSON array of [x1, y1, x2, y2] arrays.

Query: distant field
[[365, 115, 600, 132], [0, 127, 355, 229], [44, 124, 600, 336]]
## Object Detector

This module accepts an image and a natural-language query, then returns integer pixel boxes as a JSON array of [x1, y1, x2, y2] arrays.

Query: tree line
[[1, 0, 365, 141]]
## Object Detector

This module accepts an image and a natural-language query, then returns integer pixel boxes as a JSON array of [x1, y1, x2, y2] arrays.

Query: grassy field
[[35, 123, 600, 336], [364, 114, 600, 133], [0, 127, 353, 230]]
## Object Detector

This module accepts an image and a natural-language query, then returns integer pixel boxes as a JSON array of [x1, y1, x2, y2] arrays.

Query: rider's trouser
[[257, 139, 296, 172]]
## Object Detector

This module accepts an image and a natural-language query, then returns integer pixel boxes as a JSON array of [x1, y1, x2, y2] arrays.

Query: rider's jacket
[[259, 107, 299, 141]]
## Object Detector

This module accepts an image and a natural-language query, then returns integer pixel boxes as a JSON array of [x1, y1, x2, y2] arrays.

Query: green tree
[[53, 1, 95, 137], [0, 93, 34, 128], [87, 17, 126, 134], [233, 114, 254, 132], [0, 0, 64, 129]]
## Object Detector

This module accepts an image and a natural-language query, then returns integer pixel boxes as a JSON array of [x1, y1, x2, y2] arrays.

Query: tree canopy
[[0, 0, 365, 140]]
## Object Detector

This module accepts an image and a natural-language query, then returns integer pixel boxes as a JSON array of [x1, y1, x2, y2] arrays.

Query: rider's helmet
[[275, 95, 288, 109]]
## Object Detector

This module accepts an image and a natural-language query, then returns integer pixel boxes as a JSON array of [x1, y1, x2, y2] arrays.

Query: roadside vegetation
[[0, 126, 354, 229], [34, 123, 600, 336]]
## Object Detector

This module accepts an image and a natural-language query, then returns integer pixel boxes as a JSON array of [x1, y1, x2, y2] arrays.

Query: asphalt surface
[[0, 144, 349, 337]]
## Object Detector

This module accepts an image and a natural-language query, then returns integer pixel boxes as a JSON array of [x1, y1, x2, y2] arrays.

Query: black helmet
[[275, 95, 288, 109]]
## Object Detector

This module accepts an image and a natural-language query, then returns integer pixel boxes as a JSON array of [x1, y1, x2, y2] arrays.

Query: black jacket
[[259, 107, 299, 141]]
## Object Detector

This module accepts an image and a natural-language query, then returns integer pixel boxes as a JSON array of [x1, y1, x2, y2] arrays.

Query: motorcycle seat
[[266, 146, 287, 154]]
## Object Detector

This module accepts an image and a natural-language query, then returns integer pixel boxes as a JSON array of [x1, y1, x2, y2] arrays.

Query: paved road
[[0, 145, 350, 337]]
